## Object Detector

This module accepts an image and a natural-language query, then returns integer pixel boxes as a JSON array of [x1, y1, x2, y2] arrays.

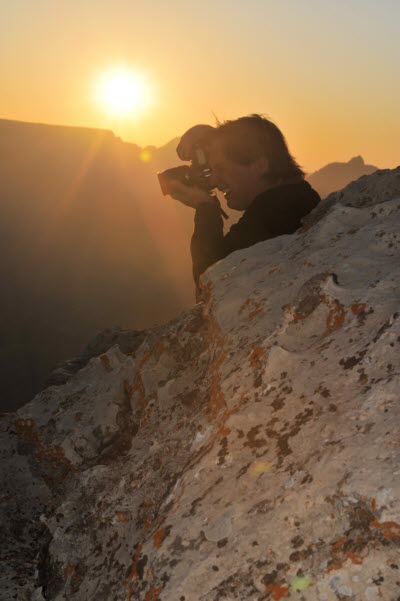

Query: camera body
[[157, 125, 215, 196]]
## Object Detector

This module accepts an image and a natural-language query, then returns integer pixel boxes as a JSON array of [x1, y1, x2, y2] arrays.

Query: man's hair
[[213, 114, 305, 185]]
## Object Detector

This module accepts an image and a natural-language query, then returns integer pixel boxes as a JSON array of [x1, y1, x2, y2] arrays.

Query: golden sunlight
[[94, 67, 152, 117]]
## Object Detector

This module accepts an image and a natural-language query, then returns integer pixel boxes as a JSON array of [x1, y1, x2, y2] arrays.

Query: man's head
[[208, 114, 304, 211]]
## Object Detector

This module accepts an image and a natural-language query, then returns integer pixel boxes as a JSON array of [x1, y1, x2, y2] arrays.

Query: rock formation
[[306, 156, 378, 200], [45, 326, 146, 388], [1, 168, 400, 600]]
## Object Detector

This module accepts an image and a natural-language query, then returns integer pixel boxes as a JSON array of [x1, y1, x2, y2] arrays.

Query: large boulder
[[1, 168, 400, 600]]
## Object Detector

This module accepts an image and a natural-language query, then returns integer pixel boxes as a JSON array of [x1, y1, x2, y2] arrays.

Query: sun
[[94, 66, 152, 117]]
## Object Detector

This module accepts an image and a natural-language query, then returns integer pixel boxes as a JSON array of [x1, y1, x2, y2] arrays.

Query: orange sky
[[1, 0, 399, 173]]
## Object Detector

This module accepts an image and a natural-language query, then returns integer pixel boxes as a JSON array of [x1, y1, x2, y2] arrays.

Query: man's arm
[[168, 180, 229, 285], [191, 202, 227, 285]]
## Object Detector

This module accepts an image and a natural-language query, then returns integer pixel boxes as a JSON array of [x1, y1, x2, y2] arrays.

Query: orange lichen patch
[[239, 297, 264, 321], [208, 380, 227, 420], [152, 341, 165, 359], [15, 418, 39, 443], [132, 371, 146, 408], [328, 536, 347, 572], [218, 426, 231, 437], [370, 519, 400, 540], [346, 551, 364, 565], [328, 536, 370, 571], [292, 312, 307, 321], [145, 586, 163, 601], [37, 445, 74, 474], [328, 561, 344, 573], [15, 418, 75, 481], [248, 305, 264, 321], [265, 584, 290, 599], [239, 298, 252, 314], [126, 544, 143, 590], [99, 353, 113, 372], [115, 511, 130, 523], [135, 341, 166, 374], [283, 300, 307, 322], [199, 280, 213, 305], [249, 346, 267, 370], [331, 536, 347, 552], [284, 303, 309, 323], [153, 528, 168, 549], [351, 303, 367, 315], [326, 301, 346, 333], [371, 498, 377, 511]]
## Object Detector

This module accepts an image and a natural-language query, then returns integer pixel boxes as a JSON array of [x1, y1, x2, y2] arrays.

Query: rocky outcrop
[[1, 168, 400, 600], [45, 326, 145, 387], [306, 156, 378, 199]]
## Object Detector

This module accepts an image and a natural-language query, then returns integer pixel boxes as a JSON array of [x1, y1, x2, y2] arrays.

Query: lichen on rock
[[1, 168, 400, 600]]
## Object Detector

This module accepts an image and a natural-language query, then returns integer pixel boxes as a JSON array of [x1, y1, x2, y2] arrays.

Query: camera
[[157, 125, 215, 196]]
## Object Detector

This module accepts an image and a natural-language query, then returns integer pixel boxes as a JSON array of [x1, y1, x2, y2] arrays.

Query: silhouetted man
[[170, 114, 320, 288]]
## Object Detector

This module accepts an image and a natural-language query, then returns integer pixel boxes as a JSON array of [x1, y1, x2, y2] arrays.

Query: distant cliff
[[1, 167, 399, 600], [0, 119, 194, 411], [306, 155, 378, 199]]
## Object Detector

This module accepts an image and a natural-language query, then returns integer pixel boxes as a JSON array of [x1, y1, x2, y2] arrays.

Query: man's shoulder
[[226, 180, 320, 241], [250, 180, 320, 214], [235, 180, 320, 238]]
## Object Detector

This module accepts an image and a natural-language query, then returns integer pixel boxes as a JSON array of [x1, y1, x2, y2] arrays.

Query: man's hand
[[169, 180, 216, 210]]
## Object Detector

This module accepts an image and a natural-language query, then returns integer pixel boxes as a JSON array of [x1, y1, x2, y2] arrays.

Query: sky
[[1, 0, 399, 173]]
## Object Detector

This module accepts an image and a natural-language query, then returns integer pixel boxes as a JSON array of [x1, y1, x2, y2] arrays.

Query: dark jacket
[[191, 179, 320, 285]]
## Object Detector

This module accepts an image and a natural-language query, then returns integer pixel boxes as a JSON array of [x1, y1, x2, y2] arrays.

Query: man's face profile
[[208, 138, 270, 211]]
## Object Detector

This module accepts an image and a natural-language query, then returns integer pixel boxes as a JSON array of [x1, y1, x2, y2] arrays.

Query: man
[[170, 114, 320, 288]]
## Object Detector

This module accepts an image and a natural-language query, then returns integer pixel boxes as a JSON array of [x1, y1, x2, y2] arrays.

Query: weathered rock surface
[[1, 168, 400, 600], [45, 326, 146, 388]]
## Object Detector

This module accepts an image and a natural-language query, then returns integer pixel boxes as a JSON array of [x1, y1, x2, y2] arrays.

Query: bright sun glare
[[95, 67, 152, 117]]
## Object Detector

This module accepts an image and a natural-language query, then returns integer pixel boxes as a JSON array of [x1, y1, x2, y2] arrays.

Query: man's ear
[[253, 156, 270, 177]]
